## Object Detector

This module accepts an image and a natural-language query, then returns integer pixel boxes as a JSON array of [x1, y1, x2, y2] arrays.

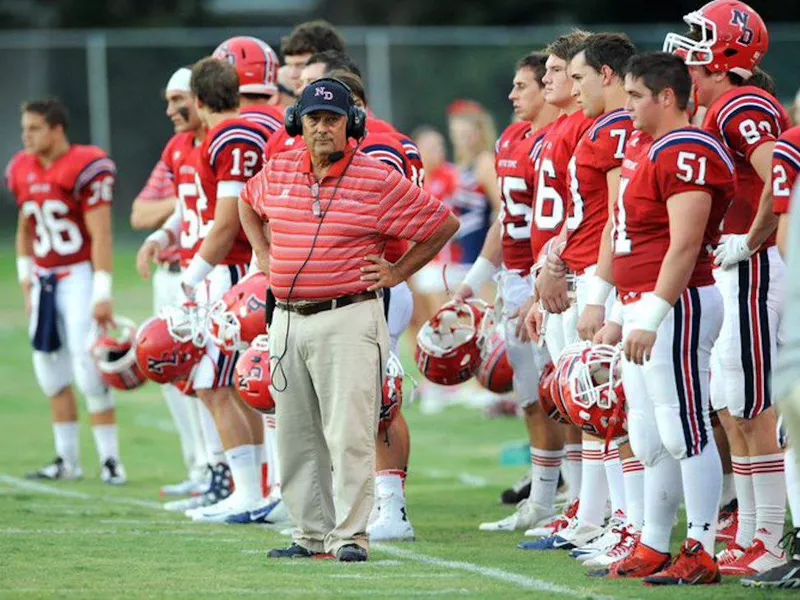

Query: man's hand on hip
[[361, 255, 402, 291]]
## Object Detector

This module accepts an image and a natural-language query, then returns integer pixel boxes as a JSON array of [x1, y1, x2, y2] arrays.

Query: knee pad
[[628, 412, 670, 467], [653, 406, 694, 460], [32, 350, 72, 397], [85, 392, 115, 414], [73, 353, 110, 400]]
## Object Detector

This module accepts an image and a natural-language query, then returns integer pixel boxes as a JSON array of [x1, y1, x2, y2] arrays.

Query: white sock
[[529, 448, 563, 510], [641, 455, 682, 554], [786, 447, 800, 529], [733, 455, 756, 548], [681, 442, 722, 555], [751, 453, 787, 549], [161, 384, 195, 471], [225, 444, 261, 505], [603, 442, 626, 516], [91, 424, 119, 463], [376, 470, 405, 499], [576, 439, 608, 527], [198, 401, 225, 465], [563, 443, 582, 503], [254, 438, 267, 498], [622, 457, 645, 530], [721, 472, 736, 507], [53, 422, 80, 466], [265, 413, 281, 490], [185, 396, 208, 478]]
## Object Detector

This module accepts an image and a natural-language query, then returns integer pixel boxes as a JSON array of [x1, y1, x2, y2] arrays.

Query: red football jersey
[[160, 132, 202, 267], [240, 104, 284, 136], [368, 116, 398, 137], [612, 128, 736, 295], [702, 86, 791, 246], [562, 109, 634, 273], [530, 110, 594, 257], [6, 145, 115, 269], [264, 126, 305, 160], [772, 126, 800, 215], [361, 132, 414, 263], [495, 121, 548, 273], [195, 118, 270, 265]]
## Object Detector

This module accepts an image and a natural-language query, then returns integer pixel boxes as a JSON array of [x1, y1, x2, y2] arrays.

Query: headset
[[284, 77, 367, 140]]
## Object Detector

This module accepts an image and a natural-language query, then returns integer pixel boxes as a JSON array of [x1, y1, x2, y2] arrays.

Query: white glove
[[713, 234, 754, 270]]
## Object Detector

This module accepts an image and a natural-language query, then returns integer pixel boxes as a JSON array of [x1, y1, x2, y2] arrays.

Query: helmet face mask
[[91, 316, 146, 391]]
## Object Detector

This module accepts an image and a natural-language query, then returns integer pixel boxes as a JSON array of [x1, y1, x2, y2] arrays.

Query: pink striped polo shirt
[[241, 147, 453, 301]]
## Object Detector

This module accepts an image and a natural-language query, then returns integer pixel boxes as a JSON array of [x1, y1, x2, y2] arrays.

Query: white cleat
[[570, 511, 626, 562], [368, 492, 415, 542], [159, 477, 208, 498], [26, 457, 83, 481], [479, 499, 554, 532], [101, 459, 127, 485], [190, 494, 263, 523], [524, 498, 578, 537], [582, 524, 640, 568]]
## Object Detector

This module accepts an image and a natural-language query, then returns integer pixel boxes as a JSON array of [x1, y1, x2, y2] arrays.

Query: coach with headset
[[238, 77, 459, 562]]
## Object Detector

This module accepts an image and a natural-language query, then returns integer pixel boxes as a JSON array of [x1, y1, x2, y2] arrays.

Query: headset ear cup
[[349, 106, 366, 139], [285, 105, 302, 137]]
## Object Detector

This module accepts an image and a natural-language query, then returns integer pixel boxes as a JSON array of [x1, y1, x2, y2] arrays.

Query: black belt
[[162, 262, 181, 273], [275, 290, 382, 316]]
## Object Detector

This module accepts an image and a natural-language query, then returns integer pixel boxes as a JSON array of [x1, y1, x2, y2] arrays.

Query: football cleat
[[570, 511, 626, 562], [716, 542, 746, 571], [368, 491, 415, 542], [582, 525, 640, 568], [267, 543, 330, 560], [716, 498, 738, 543], [25, 457, 82, 481], [643, 539, 721, 585], [589, 541, 670, 579], [100, 458, 127, 485], [524, 498, 578, 537], [189, 492, 263, 523], [500, 473, 531, 505], [159, 477, 209, 498], [518, 519, 603, 551], [225, 496, 289, 525], [722, 538, 787, 576], [164, 495, 209, 513], [741, 530, 800, 589], [478, 499, 554, 533], [169, 463, 233, 513]]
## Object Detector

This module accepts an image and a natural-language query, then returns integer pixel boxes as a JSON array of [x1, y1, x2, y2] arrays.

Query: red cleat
[[589, 540, 670, 579], [716, 499, 738, 544], [644, 539, 721, 586]]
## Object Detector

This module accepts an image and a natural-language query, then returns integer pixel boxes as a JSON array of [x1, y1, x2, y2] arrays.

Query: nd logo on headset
[[285, 77, 366, 139]]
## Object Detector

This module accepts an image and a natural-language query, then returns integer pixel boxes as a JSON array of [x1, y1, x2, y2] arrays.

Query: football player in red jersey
[[523, 31, 594, 359], [132, 67, 214, 501], [452, 52, 565, 534], [666, 0, 792, 574], [531, 34, 644, 563], [592, 52, 736, 584], [145, 58, 270, 522], [772, 127, 800, 255], [8, 99, 125, 484]]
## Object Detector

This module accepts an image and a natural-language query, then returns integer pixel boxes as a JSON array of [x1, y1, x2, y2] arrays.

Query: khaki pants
[[269, 298, 389, 554]]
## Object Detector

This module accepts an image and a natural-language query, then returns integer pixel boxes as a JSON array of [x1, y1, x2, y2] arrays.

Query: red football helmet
[[91, 316, 146, 391], [415, 299, 487, 385], [663, 0, 768, 79], [208, 272, 269, 352], [475, 325, 514, 394], [551, 342, 594, 426], [134, 305, 206, 385], [379, 353, 404, 433], [213, 36, 280, 96], [539, 361, 569, 424], [563, 344, 628, 440], [235, 334, 274, 413]]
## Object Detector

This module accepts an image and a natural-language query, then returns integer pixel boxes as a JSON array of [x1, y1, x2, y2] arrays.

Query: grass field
[[0, 247, 790, 599]]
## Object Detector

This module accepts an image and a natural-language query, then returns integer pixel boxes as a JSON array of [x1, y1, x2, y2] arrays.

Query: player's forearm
[[16, 217, 33, 284], [196, 198, 239, 266], [595, 218, 615, 284], [239, 199, 270, 258], [394, 214, 459, 282], [479, 219, 503, 267], [777, 214, 790, 258], [130, 198, 177, 230], [746, 186, 779, 250], [653, 243, 701, 305]]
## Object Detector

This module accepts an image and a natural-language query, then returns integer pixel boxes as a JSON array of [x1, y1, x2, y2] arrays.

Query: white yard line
[[377, 545, 616, 600], [1, 473, 614, 599]]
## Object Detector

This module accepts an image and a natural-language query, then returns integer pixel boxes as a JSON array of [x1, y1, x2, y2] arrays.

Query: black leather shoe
[[267, 543, 324, 559], [336, 544, 368, 562]]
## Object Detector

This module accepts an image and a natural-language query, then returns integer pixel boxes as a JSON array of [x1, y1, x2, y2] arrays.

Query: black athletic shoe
[[25, 457, 82, 481], [501, 473, 531, 505], [336, 544, 368, 562], [267, 543, 329, 559], [742, 530, 800, 589]]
